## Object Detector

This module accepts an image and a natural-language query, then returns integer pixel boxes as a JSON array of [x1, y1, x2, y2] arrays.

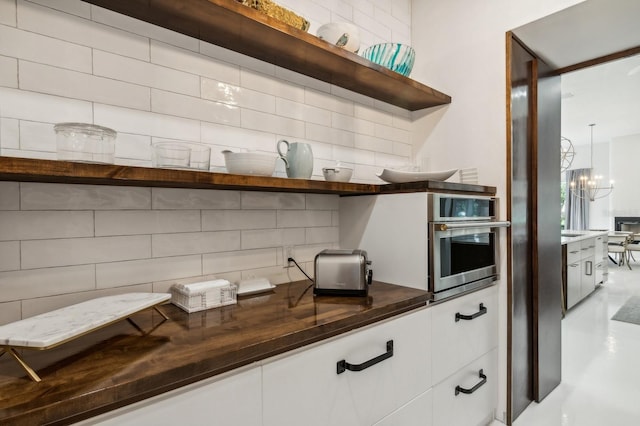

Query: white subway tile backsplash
[[393, 141, 412, 157], [306, 226, 339, 244], [95, 210, 201, 236], [276, 98, 331, 126], [0, 211, 94, 241], [0, 265, 95, 302], [94, 50, 200, 97], [0, 241, 19, 271], [94, 104, 200, 142], [375, 122, 411, 143], [305, 88, 354, 116], [354, 133, 393, 154], [329, 85, 375, 108], [20, 283, 153, 319], [275, 67, 331, 94], [203, 248, 277, 274], [241, 229, 285, 250], [202, 210, 276, 231], [96, 255, 202, 288], [332, 144, 376, 165], [201, 79, 275, 114], [0, 0, 16, 26], [18, 1, 149, 60], [152, 88, 240, 126], [306, 123, 355, 147], [200, 41, 276, 77], [152, 188, 240, 210], [151, 40, 239, 85], [152, 231, 240, 257], [90, 6, 199, 52], [21, 235, 151, 269], [277, 210, 332, 228], [241, 109, 305, 139], [240, 192, 305, 210], [392, 114, 412, 131], [114, 133, 151, 161], [20, 61, 151, 111], [0, 118, 19, 150], [28, 0, 90, 19], [0, 301, 20, 325], [0, 87, 92, 124], [354, 104, 393, 126], [332, 112, 376, 135], [353, 9, 392, 44], [21, 182, 151, 210], [0, 0, 414, 308], [18, 120, 55, 152], [0, 55, 17, 88], [305, 194, 339, 210], [241, 69, 304, 103], [201, 123, 276, 152], [0, 182, 19, 210]]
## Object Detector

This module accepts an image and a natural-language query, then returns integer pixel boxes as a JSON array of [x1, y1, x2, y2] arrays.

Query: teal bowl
[[361, 43, 415, 77]]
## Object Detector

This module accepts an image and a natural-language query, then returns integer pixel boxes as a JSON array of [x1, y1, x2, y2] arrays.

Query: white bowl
[[317, 22, 360, 53], [322, 166, 353, 182], [222, 150, 277, 176]]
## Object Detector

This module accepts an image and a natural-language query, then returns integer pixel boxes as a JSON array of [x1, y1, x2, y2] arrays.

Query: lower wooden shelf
[[0, 156, 496, 195]]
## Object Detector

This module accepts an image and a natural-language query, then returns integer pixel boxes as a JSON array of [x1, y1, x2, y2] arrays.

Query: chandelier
[[569, 124, 614, 201]]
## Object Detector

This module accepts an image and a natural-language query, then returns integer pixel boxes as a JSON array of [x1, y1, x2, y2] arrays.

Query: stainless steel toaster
[[314, 249, 372, 296]]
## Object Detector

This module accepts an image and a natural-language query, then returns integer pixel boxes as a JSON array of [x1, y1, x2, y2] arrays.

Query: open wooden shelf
[[81, 0, 451, 111], [0, 157, 496, 196]]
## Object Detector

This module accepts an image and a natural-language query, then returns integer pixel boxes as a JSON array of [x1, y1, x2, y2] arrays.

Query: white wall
[[0, 0, 413, 324], [610, 133, 640, 223], [410, 0, 585, 422]]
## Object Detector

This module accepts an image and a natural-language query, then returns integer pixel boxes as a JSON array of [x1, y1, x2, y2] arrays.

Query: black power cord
[[288, 257, 314, 284]]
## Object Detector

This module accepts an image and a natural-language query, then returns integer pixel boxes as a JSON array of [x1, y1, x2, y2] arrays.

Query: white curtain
[[565, 168, 590, 230]]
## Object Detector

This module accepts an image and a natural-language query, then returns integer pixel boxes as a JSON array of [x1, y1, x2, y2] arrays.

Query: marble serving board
[[0, 293, 170, 349]]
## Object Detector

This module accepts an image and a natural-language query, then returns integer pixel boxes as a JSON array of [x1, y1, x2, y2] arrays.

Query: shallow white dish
[[376, 168, 458, 184], [236, 278, 276, 296]]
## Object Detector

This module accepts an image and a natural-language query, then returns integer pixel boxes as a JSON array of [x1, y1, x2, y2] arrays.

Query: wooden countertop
[[0, 281, 429, 425]]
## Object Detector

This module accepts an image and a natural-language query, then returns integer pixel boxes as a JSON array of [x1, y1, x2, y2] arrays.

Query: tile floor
[[514, 262, 640, 425]]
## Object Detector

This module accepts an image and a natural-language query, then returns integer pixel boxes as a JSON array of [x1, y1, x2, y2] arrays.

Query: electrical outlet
[[284, 246, 294, 268]]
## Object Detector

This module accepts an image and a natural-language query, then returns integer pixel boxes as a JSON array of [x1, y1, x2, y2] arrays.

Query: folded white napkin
[[177, 279, 231, 294]]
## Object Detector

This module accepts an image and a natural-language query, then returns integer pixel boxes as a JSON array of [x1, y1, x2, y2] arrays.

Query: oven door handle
[[435, 221, 511, 231]]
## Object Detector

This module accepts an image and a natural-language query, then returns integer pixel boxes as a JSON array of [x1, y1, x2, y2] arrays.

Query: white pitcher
[[277, 140, 314, 179]]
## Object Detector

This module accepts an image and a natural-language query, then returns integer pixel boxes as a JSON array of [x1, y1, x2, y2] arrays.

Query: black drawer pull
[[455, 369, 487, 396], [337, 340, 393, 374], [455, 303, 487, 322]]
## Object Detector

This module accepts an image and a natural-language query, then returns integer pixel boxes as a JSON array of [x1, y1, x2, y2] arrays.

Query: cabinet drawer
[[431, 285, 498, 384], [580, 239, 596, 259], [566, 241, 582, 264], [262, 308, 431, 426], [373, 389, 433, 426], [433, 349, 497, 426]]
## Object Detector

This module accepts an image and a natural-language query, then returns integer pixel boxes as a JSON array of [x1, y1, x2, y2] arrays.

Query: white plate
[[236, 278, 276, 296], [376, 168, 458, 184]]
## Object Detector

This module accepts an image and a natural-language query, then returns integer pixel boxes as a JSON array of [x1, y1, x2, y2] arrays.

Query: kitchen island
[[561, 230, 608, 311], [0, 280, 429, 425]]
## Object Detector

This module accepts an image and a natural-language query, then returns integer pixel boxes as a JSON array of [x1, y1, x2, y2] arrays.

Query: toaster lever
[[367, 269, 373, 285]]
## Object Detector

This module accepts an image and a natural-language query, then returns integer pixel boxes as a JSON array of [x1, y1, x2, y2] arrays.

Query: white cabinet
[[373, 389, 433, 426], [432, 349, 497, 426], [262, 308, 431, 426], [564, 234, 606, 310], [78, 365, 262, 425], [430, 286, 498, 426], [431, 285, 498, 384]]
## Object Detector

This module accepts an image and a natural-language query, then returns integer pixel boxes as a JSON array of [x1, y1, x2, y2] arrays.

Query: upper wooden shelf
[[0, 157, 496, 196], [81, 0, 451, 111]]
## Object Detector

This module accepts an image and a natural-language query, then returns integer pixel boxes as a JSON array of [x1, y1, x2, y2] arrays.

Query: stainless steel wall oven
[[429, 194, 509, 300]]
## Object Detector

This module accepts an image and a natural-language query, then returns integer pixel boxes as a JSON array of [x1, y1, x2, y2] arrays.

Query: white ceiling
[[512, 0, 640, 146]]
